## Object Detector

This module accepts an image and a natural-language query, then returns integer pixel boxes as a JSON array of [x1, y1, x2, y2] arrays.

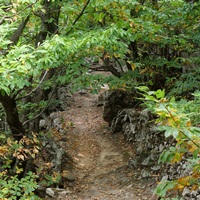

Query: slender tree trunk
[[126, 41, 138, 71], [0, 93, 25, 141], [0, 15, 30, 139], [27, 0, 61, 133]]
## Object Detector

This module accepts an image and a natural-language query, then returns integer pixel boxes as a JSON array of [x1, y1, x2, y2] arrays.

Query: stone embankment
[[102, 90, 200, 200]]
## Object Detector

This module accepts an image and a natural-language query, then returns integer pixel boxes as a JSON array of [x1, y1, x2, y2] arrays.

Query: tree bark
[[0, 93, 25, 140], [26, 0, 61, 133], [0, 15, 29, 139], [10, 16, 30, 46], [126, 41, 138, 71], [35, 0, 60, 46]]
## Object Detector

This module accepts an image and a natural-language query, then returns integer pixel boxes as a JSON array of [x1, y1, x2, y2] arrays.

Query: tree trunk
[[27, 0, 61, 133], [35, 0, 60, 46], [126, 41, 138, 71], [0, 93, 25, 141]]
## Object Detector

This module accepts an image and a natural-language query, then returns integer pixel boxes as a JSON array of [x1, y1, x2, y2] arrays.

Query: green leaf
[[156, 180, 176, 197], [193, 148, 200, 159], [155, 89, 165, 99], [165, 127, 179, 138]]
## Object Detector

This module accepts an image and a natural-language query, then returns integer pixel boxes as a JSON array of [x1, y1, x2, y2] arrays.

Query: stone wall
[[101, 90, 199, 199]]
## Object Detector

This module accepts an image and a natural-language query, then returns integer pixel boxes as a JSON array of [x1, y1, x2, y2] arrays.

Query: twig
[[16, 70, 49, 101], [66, 0, 91, 35], [114, 56, 124, 73], [23, 82, 58, 126], [165, 106, 200, 148]]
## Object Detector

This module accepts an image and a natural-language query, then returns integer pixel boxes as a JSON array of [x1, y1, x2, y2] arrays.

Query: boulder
[[61, 170, 75, 182], [103, 90, 138, 124]]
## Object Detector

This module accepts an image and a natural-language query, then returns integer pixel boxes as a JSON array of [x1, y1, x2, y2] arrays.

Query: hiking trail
[[47, 91, 156, 200]]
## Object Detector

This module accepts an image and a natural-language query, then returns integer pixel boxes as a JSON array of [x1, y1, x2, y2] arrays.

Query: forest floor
[[47, 91, 157, 200]]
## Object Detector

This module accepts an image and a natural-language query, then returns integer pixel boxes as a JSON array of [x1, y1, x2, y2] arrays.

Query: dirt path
[[54, 92, 156, 200]]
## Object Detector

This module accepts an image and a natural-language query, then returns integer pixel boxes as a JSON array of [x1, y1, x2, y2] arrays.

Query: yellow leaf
[[140, 67, 148, 74], [16, 166, 23, 174], [135, 6, 139, 13], [0, 146, 8, 156], [131, 63, 136, 71], [167, 118, 176, 127], [17, 154, 24, 160], [33, 137, 39, 144], [187, 142, 198, 153], [33, 147, 39, 154], [171, 152, 182, 163], [127, 61, 136, 70], [174, 184, 185, 190], [191, 184, 199, 191], [122, 83, 126, 88], [122, 6, 126, 11], [192, 172, 200, 179], [186, 120, 191, 127], [7, 138, 12, 146], [177, 176, 191, 187], [159, 98, 168, 103]]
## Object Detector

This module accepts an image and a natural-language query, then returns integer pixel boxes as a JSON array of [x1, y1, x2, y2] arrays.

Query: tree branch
[[90, 64, 121, 77], [0, 16, 6, 25], [66, 0, 91, 35], [16, 70, 49, 101], [22, 82, 58, 126], [10, 16, 30, 45]]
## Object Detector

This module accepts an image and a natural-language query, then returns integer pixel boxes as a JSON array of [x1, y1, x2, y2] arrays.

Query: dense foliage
[[138, 87, 200, 199], [0, 0, 199, 198]]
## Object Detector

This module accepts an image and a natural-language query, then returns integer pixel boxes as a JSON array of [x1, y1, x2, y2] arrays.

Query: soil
[[46, 91, 157, 200]]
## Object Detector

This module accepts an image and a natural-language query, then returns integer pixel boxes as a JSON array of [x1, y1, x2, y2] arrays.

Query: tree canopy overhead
[[1, 0, 200, 92]]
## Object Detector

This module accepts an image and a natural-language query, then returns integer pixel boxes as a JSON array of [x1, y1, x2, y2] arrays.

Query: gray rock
[[49, 112, 60, 120], [57, 87, 74, 109], [191, 190, 198, 197], [159, 144, 164, 152], [39, 119, 47, 129], [151, 165, 161, 171], [56, 188, 72, 196], [97, 92, 105, 106], [182, 187, 191, 196], [141, 169, 151, 178], [141, 156, 150, 166], [35, 185, 46, 198], [46, 188, 55, 197], [128, 159, 137, 168], [62, 171, 75, 182], [196, 195, 200, 200], [103, 90, 138, 124]]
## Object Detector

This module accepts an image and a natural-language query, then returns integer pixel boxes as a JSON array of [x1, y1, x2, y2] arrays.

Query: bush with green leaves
[[138, 86, 200, 199], [0, 171, 40, 200], [0, 132, 42, 199]]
